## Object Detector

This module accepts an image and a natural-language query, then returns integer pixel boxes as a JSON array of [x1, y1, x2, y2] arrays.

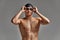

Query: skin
[[11, 6, 50, 40]]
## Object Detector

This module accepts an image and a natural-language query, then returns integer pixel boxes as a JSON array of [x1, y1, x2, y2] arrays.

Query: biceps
[[16, 19, 20, 23], [11, 19, 21, 25], [40, 19, 50, 25], [37, 17, 47, 25], [37, 17, 42, 21]]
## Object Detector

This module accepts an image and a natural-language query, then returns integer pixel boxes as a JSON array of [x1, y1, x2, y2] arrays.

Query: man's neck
[[25, 15, 33, 20]]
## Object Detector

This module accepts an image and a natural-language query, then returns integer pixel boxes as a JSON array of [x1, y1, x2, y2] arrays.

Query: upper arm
[[36, 17, 42, 21], [36, 17, 42, 24], [11, 19, 21, 25]]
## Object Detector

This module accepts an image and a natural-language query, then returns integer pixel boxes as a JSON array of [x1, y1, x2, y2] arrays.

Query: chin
[[26, 14, 32, 16], [27, 15, 31, 16]]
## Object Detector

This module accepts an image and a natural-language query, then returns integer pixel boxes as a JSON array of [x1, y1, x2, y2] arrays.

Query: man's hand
[[21, 6, 25, 12], [33, 7, 39, 13]]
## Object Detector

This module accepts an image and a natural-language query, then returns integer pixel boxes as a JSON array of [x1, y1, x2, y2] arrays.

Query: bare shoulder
[[20, 18, 26, 21], [35, 17, 42, 21]]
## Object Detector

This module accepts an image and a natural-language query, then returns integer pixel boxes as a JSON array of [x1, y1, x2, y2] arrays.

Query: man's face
[[24, 6, 33, 16]]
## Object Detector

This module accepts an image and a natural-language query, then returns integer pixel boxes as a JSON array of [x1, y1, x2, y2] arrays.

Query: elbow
[[47, 20, 50, 24], [11, 18, 16, 24], [44, 20, 50, 25], [11, 18, 13, 23], [42, 20, 50, 25], [46, 21, 50, 24]]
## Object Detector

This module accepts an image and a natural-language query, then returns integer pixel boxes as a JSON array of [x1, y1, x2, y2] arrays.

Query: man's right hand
[[21, 6, 25, 12]]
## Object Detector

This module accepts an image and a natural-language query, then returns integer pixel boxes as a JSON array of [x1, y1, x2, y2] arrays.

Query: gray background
[[0, 0, 60, 40]]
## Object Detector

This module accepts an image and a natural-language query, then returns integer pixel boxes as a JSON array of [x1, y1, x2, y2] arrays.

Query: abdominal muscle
[[22, 31, 38, 40], [19, 25, 39, 40]]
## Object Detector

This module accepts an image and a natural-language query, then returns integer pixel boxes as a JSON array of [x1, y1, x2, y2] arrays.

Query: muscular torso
[[18, 17, 41, 40]]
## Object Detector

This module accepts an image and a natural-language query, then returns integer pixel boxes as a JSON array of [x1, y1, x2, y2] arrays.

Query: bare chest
[[22, 20, 38, 27], [19, 19, 40, 32]]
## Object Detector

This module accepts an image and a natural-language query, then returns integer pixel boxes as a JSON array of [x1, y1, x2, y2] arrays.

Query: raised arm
[[11, 6, 25, 25], [33, 7, 50, 25]]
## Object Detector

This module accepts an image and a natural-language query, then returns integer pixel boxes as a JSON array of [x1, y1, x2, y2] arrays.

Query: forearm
[[36, 12, 50, 23], [12, 10, 22, 20]]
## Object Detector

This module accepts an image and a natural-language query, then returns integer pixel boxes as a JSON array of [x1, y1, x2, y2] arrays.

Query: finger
[[22, 6, 24, 9], [21, 6, 25, 10]]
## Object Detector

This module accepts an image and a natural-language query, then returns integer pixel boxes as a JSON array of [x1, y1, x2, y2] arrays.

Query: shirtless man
[[11, 3, 50, 40]]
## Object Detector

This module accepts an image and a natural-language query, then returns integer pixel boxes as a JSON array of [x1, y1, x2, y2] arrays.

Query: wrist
[[19, 10, 23, 14], [21, 10, 24, 12]]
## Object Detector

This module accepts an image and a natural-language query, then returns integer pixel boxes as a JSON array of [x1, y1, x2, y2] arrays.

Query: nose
[[28, 10, 32, 12]]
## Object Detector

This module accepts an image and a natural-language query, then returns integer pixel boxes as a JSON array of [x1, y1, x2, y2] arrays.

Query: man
[[11, 3, 50, 40]]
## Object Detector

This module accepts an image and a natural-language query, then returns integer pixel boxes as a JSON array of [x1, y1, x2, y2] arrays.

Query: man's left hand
[[33, 7, 39, 13]]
